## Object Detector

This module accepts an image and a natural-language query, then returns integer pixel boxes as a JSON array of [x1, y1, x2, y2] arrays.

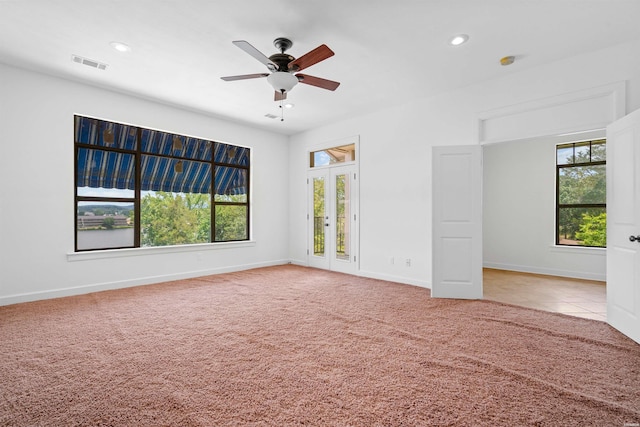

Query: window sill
[[548, 245, 606, 256], [67, 240, 256, 262]]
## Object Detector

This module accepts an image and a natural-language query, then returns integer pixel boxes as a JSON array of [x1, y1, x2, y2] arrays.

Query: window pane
[[141, 155, 211, 194], [214, 142, 249, 166], [310, 143, 356, 167], [313, 177, 325, 256], [140, 130, 212, 161], [77, 148, 135, 194], [558, 207, 606, 247], [335, 174, 350, 260], [215, 205, 247, 241], [74, 116, 137, 150], [77, 202, 134, 250], [591, 140, 606, 161], [141, 192, 211, 246], [574, 141, 590, 163], [556, 144, 574, 165], [558, 165, 606, 204], [214, 166, 247, 202]]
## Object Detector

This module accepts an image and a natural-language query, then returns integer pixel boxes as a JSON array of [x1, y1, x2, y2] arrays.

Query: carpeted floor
[[1, 265, 639, 426]]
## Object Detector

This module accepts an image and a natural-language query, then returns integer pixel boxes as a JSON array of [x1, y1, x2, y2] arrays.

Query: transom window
[[310, 143, 356, 168], [75, 116, 250, 251], [556, 139, 606, 247]]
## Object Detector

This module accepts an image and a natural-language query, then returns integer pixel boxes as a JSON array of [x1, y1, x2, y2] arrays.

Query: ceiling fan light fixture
[[449, 34, 469, 46], [267, 71, 298, 93]]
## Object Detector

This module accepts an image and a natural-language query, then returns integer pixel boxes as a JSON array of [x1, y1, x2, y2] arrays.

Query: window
[[310, 143, 356, 167], [556, 139, 606, 247], [75, 116, 249, 251]]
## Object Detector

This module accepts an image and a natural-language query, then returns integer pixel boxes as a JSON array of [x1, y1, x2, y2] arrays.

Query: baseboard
[[357, 269, 431, 289], [288, 258, 308, 267], [483, 262, 606, 282], [0, 259, 290, 306]]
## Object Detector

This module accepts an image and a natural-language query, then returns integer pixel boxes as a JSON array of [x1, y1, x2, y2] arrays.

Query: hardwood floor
[[483, 268, 607, 321]]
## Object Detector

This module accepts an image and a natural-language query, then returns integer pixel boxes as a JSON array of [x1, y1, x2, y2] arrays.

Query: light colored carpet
[[1, 265, 639, 426]]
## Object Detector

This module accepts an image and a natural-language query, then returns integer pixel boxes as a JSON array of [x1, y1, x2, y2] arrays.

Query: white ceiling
[[2, 0, 640, 135]]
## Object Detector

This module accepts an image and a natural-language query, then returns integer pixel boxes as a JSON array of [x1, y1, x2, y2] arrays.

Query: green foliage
[[313, 178, 325, 254], [102, 216, 115, 230], [215, 205, 247, 241], [141, 192, 211, 247], [313, 178, 325, 217], [576, 213, 607, 247], [140, 192, 248, 246]]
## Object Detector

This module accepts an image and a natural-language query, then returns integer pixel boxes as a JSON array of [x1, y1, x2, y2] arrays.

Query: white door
[[432, 145, 483, 299], [308, 165, 358, 274], [606, 108, 640, 344]]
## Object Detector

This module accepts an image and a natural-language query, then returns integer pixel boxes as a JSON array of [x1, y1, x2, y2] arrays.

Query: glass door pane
[[335, 173, 350, 260], [313, 176, 326, 256]]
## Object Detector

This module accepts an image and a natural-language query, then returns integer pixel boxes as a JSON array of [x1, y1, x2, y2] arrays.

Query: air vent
[[264, 113, 278, 119], [71, 54, 108, 70]]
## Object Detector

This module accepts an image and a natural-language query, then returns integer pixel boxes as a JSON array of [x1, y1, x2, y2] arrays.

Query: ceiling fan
[[221, 37, 340, 101]]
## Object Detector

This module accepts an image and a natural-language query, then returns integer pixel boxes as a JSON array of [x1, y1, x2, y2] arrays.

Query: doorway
[[482, 132, 607, 313], [307, 164, 358, 275]]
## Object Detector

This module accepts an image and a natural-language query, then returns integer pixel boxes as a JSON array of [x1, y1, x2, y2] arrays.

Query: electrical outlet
[[390, 257, 394, 265], [406, 258, 411, 267]]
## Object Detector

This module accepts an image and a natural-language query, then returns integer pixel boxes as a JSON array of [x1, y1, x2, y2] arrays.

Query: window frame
[[74, 115, 250, 252], [555, 139, 606, 248]]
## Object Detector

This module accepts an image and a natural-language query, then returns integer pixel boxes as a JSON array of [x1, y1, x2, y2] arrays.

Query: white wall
[[0, 63, 290, 305], [288, 39, 640, 287], [483, 133, 606, 281]]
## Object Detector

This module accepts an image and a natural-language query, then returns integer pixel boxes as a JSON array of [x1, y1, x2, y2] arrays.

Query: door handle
[[630, 235, 640, 242]]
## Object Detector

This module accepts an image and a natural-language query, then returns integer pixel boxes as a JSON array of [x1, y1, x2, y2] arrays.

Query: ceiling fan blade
[[296, 74, 340, 91], [221, 73, 269, 81], [232, 40, 278, 71], [274, 91, 287, 101], [288, 44, 334, 72]]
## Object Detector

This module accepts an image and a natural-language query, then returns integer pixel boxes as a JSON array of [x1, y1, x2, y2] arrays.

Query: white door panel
[[606, 108, 640, 344], [432, 145, 483, 299]]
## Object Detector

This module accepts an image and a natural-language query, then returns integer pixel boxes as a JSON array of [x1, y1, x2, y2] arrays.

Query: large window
[[556, 139, 606, 247], [75, 116, 249, 251]]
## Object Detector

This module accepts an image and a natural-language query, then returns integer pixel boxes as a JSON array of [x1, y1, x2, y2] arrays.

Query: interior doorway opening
[[482, 131, 607, 319]]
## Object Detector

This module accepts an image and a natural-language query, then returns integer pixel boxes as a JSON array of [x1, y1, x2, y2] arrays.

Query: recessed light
[[110, 41, 131, 52], [284, 103, 295, 109], [449, 34, 469, 46]]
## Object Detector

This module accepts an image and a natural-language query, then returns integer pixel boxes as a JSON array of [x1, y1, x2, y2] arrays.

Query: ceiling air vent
[[264, 113, 278, 119], [71, 54, 108, 70]]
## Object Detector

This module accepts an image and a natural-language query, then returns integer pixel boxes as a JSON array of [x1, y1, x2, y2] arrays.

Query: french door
[[308, 165, 358, 274]]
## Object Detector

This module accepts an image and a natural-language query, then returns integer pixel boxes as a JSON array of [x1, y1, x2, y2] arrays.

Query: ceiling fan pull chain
[[280, 98, 284, 121]]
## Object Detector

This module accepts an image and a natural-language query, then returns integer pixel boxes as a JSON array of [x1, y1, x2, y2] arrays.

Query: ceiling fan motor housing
[[268, 53, 296, 71]]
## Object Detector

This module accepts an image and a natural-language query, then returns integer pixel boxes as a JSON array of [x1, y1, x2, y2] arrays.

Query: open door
[[606, 108, 640, 344], [432, 145, 482, 299]]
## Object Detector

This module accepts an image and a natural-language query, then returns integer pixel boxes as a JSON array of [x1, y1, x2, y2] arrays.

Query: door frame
[[306, 136, 360, 274]]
